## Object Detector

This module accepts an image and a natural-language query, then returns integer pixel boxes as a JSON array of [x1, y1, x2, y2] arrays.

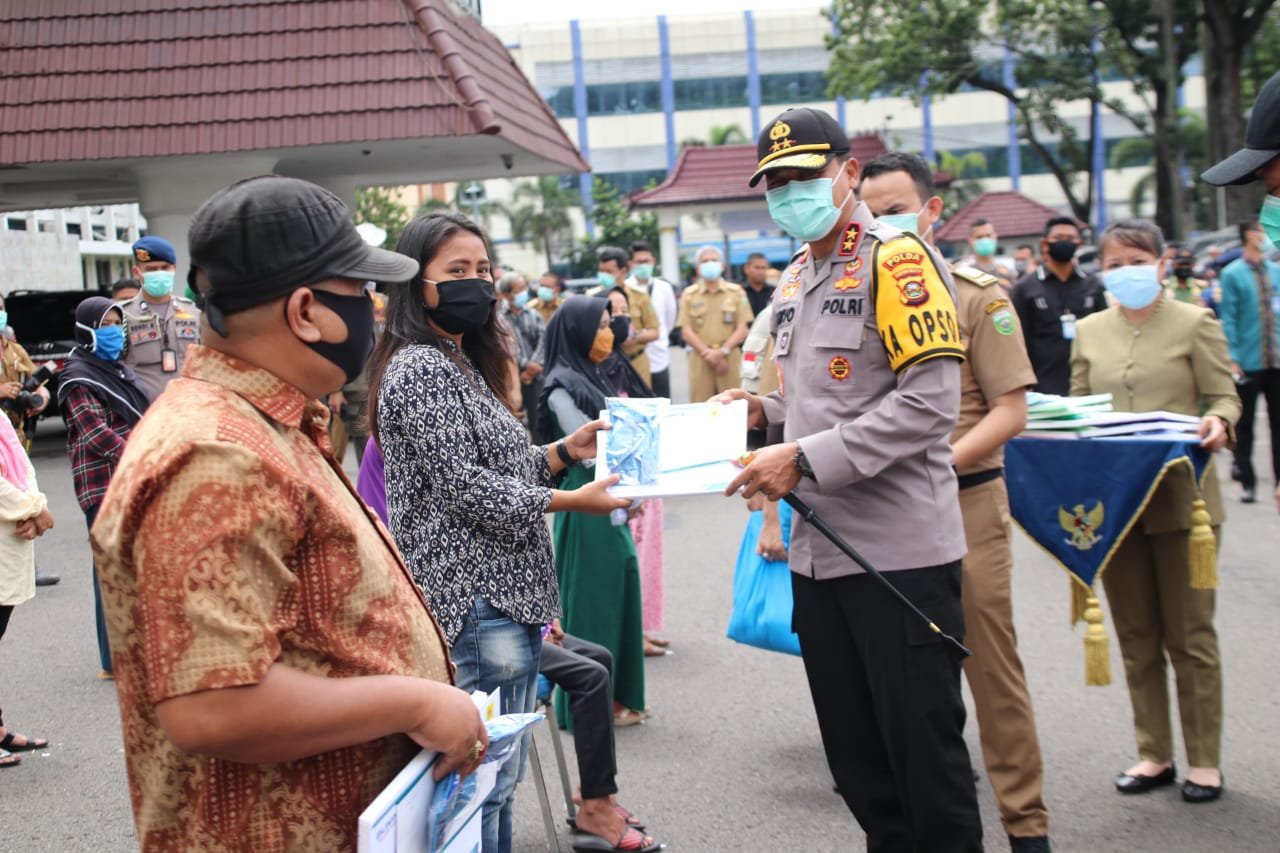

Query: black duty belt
[[957, 467, 1003, 491]]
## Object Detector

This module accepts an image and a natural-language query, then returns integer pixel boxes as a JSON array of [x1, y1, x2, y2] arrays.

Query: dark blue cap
[[132, 235, 176, 265]]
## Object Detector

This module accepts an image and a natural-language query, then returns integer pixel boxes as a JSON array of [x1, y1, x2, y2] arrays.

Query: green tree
[[827, 0, 1106, 224], [354, 186, 409, 250], [567, 178, 660, 276], [937, 149, 989, 213], [1203, 1, 1279, 227], [1110, 111, 1212, 228], [415, 182, 506, 232], [508, 176, 581, 271], [709, 124, 749, 146]]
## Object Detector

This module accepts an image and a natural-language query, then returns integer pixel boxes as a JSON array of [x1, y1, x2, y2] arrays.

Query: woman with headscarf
[[599, 288, 670, 657], [537, 296, 648, 729], [57, 297, 149, 679], [0, 409, 55, 767]]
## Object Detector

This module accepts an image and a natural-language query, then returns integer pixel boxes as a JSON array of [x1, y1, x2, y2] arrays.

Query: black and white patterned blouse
[[379, 342, 559, 642]]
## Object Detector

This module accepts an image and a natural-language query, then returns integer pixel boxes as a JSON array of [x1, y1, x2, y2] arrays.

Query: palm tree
[[1109, 110, 1208, 225], [937, 150, 988, 212], [508, 176, 581, 271], [415, 182, 505, 231], [708, 124, 748, 146]]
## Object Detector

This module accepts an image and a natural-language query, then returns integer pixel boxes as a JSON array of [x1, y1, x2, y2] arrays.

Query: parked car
[[5, 288, 108, 401]]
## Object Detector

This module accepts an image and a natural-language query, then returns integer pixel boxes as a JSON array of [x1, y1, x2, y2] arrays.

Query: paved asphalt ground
[[2, 356, 1278, 852]]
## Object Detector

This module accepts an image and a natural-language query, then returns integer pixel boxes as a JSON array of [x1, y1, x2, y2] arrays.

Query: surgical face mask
[[609, 315, 631, 347], [597, 271, 617, 289], [141, 269, 175, 298], [877, 206, 926, 235], [1014, 261, 1028, 276], [0, 311, 8, 329], [972, 236, 998, 257], [1103, 264, 1162, 310], [766, 177, 851, 242], [698, 260, 723, 282], [513, 290, 530, 309], [537, 286, 556, 303], [1047, 240, 1078, 263], [632, 263, 654, 281], [1261, 195, 1280, 246], [588, 327, 615, 363], [426, 278, 496, 336], [303, 289, 375, 385], [79, 322, 125, 361]]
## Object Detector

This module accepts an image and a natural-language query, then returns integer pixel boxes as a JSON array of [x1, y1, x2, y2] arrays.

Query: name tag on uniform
[[128, 315, 161, 345], [722, 308, 735, 324], [775, 329, 792, 357], [1060, 312, 1077, 340], [175, 314, 199, 341], [161, 348, 178, 373]]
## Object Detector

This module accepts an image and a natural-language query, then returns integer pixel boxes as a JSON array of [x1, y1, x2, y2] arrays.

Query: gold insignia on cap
[[135, 248, 151, 262], [769, 119, 792, 141]]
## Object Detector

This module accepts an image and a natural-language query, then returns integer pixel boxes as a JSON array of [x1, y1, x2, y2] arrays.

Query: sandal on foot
[[613, 708, 646, 728], [571, 825, 662, 852], [0, 732, 47, 753], [643, 635, 669, 648], [643, 642, 670, 657], [0, 749, 20, 768], [566, 804, 644, 832]]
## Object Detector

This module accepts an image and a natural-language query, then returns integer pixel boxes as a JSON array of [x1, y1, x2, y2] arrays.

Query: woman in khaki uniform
[[1070, 219, 1240, 804]]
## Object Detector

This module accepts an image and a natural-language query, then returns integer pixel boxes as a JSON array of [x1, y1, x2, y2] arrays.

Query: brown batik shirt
[[91, 345, 451, 852]]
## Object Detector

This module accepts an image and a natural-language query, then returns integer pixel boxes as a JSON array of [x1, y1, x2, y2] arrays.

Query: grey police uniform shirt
[[762, 202, 967, 578], [119, 293, 201, 401]]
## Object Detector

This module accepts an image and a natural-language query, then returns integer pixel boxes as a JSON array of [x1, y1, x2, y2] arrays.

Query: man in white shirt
[[627, 241, 678, 398]]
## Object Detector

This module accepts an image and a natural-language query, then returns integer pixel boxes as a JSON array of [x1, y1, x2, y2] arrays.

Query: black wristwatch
[[794, 445, 815, 480], [555, 440, 576, 467]]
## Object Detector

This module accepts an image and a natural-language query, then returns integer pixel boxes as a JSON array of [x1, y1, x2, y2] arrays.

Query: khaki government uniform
[[1070, 298, 1240, 767], [118, 293, 201, 401], [0, 338, 37, 434], [529, 295, 565, 326], [949, 265, 1047, 838], [622, 283, 660, 387], [676, 279, 752, 402]]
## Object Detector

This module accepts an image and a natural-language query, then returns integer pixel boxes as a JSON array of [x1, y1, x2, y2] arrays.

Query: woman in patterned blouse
[[367, 212, 628, 853]]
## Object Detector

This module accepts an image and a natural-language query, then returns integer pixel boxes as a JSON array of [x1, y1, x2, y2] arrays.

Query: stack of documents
[[1021, 393, 1201, 439]]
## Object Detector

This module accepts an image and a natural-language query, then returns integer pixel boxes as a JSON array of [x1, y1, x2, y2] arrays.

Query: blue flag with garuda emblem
[[1005, 435, 1210, 589]]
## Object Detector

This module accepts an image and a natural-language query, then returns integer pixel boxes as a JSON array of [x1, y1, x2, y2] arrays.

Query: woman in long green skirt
[[537, 296, 647, 728]]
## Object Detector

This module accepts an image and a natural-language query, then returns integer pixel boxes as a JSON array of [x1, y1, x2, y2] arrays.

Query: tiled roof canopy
[[934, 190, 1080, 242], [0, 0, 586, 171], [630, 135, 890, 208]]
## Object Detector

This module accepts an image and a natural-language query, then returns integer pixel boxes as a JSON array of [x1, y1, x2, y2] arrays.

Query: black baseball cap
[[188, 176, 419, 334], [748, 108, 851, 188], [1202, 71, 1280, 186]]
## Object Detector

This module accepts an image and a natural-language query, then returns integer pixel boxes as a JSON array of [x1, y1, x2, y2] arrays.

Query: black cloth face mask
[[1047, 240, 1078, 263], [609, 315, 631, 351], [304, 289, 375, 385], [427, 278, 497, 335]]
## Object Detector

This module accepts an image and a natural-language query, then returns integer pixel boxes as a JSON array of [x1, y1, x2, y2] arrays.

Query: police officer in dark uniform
[[722, 108, 982, 852], [1009, 218, 1106, 395], [118, 236, 201, 401]]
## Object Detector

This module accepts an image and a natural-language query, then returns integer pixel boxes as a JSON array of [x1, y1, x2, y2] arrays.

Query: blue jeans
[[85, 504, 111, 673], [451, 596, 542, 853]]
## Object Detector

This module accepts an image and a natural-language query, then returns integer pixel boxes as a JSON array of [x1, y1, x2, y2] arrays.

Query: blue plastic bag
[[726, 502, 801, 656]]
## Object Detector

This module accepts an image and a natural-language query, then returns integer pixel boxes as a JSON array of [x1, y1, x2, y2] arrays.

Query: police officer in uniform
[[676, 246, 752, 402], [862, 152, 1051, 853], [119, 236, 200, 401], [723, 108, 982, 852]]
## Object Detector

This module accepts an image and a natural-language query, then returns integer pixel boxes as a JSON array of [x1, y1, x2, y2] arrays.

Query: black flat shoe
[[1182, 774, 1224, 803], [1115, 764, 1176, 794]]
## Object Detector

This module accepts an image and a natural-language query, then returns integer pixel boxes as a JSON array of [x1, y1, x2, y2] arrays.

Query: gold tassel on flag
[[1070, 578, 1088, 625], [1083, 590, 1111, 686], [1188, 498, 1218, 590]]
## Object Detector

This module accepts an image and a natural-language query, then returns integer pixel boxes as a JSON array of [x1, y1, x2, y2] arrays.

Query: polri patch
[[828, 355, 851, 381]]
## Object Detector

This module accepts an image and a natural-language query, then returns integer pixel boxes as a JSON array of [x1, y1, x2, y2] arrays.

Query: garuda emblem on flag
[[1059, 502, 1104, 550]]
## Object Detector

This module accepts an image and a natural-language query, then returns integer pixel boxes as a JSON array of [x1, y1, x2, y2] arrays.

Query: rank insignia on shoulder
[[983, 297, 1011, 315], [828, 355, 851, 381], [838, 223, 862, 256], [781, 279, 801, 299], [952, 265, 1000, 288]]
